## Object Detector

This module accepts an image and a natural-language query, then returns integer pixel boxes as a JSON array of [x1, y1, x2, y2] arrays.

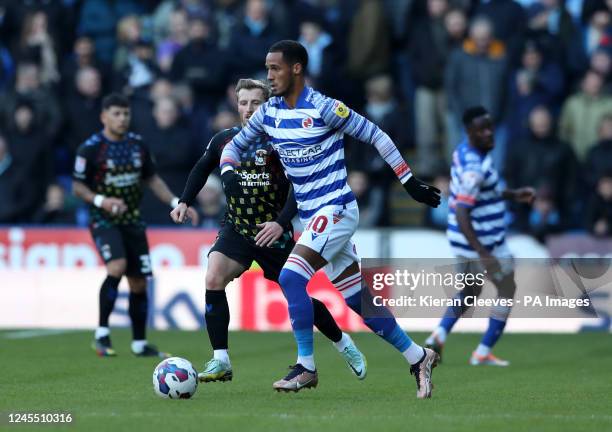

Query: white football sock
[[95, 327, 110, 339], [214, 349, 231, 366], [131, 339, 147, 354], [333, 333, 352, 352], [475, 344, 491, 357], [297, 355, 315, 371], [403, 342, 426, 365]]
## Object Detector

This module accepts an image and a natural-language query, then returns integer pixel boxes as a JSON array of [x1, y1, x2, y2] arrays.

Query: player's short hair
[[462, 106, 489, 127], [102, 93, 130, 111], [268, 40, 309, 71], [235, 78, 271, 100]]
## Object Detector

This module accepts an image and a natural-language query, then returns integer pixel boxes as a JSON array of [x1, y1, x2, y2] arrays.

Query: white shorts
[[297, 203, 359, 281], [456, 242, 515, 276]]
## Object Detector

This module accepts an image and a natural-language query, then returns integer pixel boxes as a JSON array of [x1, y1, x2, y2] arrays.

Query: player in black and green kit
[[171, 79, 367, 382], [73, 93, 199, 358]]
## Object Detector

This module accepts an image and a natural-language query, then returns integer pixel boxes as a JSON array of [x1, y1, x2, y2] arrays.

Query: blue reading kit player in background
[[426, 106, 535, 366]]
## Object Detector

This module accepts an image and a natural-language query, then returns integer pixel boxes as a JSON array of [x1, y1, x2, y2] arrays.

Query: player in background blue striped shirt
[[426, 106, 535, 366], [220, 40, 441, 397]]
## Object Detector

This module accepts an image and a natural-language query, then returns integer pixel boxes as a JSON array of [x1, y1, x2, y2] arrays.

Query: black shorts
[[90, 225, 152, 277], [209, 224, 294, 281]]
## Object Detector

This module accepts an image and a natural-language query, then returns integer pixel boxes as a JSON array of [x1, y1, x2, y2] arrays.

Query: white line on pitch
[[2, 329, 77, 339]]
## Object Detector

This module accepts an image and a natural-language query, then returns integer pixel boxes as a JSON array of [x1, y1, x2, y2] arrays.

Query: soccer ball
[[152, 357, 198, 399]]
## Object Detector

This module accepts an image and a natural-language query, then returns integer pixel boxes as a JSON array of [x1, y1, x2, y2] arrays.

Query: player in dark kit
[[73, 93, 199, 358], [171, 79, 367, 382]]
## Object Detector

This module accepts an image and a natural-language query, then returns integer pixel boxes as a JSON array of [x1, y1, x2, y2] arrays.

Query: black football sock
[[99, 275, 121, 328], [128, 291, 148, 340], [205, 290, 230, 350], [312, 297, 343, 343]]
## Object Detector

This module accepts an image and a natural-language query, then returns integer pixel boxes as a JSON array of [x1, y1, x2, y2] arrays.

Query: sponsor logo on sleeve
[[334, 101, 349, 118]]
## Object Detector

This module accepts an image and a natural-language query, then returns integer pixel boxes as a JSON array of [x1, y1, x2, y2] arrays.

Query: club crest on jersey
[[302, 116, 313, 129], [255, 149, 267, 166], [334, 101, 349, 118], [274, 118, 281, 128]]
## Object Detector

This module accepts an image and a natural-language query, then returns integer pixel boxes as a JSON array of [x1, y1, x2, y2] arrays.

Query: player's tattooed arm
[[72, 180, 128, 216]]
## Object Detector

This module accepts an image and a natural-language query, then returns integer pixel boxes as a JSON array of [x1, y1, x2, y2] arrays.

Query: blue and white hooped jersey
[[447, 140, 506, 258], [221, 86, 412, 222]]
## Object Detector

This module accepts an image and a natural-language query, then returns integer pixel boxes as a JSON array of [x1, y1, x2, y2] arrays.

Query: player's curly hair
[[269, 40, 309, 71], [102, 93, 130, 110], [235, 79, 271, 100], [462, 106, 489, 127]]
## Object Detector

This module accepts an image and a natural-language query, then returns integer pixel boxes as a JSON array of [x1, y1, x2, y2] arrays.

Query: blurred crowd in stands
[[0, 0, 611, 242]]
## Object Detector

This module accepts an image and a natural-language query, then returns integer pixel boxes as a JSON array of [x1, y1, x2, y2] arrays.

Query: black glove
[[221, 170, 242, 197], [403, 176, 441, 208]]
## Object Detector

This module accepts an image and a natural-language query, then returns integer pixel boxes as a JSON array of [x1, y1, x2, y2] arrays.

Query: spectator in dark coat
[[78, 0, 143, 65], [566, 5, 612, 80], [140, 96, 197, 225], [0, 42, 14, 91], [526, 0, 576, 62], [171, 15, 229, 111], [298, 16, 340, 97], [585, 173, 612, 237], [475, 0, 527, 61], [130, 77, 174, 135], [4, 99, 54, 222], [113, 38, 160, 95], [445, 17, 508, 163], [506, 40, 565, 142], [506, 106, 578, 229], [584, 114, 612, 188], [0, 133, 28, 223], [0, 62, 62, 140], [228, 0, 283, 80], [345, 75, 410, 181], [527, 184, 563, 242], [410, 0, 454, 175], [14, 10, 60, 86], [63, 66, 103, 153], [60, 36, 107, 94]]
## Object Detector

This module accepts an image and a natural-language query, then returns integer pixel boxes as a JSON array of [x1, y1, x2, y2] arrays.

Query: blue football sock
[[439, 290, 469, 333], [345, 291, 413, 353], [481, 317, 507, 348], [278, 268, 314, 357]]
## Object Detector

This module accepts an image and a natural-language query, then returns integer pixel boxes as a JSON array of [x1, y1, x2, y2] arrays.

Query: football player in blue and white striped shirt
[[220, 40, 441, 397], [425, 106, 535, 366]]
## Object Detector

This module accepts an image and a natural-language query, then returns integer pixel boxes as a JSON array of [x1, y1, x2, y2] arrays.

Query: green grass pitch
[[2, 330, 611, 432]]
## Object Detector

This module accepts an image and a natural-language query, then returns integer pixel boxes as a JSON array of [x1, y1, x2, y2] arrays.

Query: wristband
[[93, 194, 105, 208], [220, 166, 234, 175], [171, 197, 180, 208]]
